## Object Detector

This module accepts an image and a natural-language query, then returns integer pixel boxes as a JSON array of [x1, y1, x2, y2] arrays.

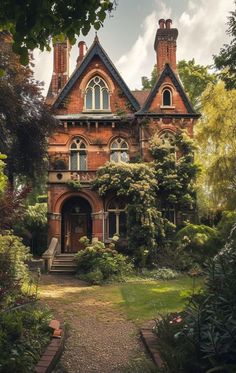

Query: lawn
[[78, 275, 203, 325]]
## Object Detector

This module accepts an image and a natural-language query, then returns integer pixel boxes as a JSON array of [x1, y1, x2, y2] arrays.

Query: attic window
[[85, 76, 109, 110], [162, 88, 172, 107]]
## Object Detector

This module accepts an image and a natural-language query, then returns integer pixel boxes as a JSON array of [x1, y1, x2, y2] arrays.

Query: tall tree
[[0, 33, 56, 185], [0, 0, 115, 64], [0, 154, 7, 194], [141, 60, 215, 110], [196, 81, 236, 210], [214, 2, 236, 89]]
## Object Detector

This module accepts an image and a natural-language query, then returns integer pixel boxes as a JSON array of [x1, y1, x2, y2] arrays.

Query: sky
[[33, 0, 234, 95]]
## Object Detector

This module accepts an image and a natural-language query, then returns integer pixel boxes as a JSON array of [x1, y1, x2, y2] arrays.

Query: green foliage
[[0, 232, 31, 308], [196, 81, 236, 210], [177, 59, 216, 109], [216, 210, 236, 245], [15, 203, 48, 256], [0, 304, 51, 373], [75, 238, 134, 284], [214, 2, 236, 89], [66, 179, 82, 191], [0, 153, 7, 194], [155, 224, 236, 372], [152, 268, 181, 281], [0, 1, 115, 64], [175, 223, 219, 270], [150, 130, 198, 211], [0, 34, 56, 184]]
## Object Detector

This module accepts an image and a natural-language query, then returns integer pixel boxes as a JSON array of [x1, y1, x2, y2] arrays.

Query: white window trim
[[84, 76, 110, 111], [110, 138, 129, 163], [161, 88, 175, 109], [69, 138, 87, 171]]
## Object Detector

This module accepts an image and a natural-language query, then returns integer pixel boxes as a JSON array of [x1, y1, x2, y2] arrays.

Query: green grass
[[78, 275, 203, 325]]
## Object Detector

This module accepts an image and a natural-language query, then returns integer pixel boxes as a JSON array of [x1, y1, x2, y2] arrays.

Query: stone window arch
[[110, 137, 129, 163], [159, 131, 176, 148], [85, 76, 109, 110], [162, 88, 172, 106], [107, 198, 127, 239], [69, 137, 87, 171]]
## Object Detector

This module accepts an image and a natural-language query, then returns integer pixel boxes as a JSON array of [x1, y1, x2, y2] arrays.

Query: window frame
[[107, 199, 127, 239], [84, 75, 110, 111], [161, 87, 174, 108], [110, 137, 129, 163], [69, 137, 87, 171]]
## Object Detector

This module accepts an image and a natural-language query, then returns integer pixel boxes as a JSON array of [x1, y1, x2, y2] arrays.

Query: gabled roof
[[132, 90, 151, 106], [137, 63, 199, 117], [53, 37, 140, 111]]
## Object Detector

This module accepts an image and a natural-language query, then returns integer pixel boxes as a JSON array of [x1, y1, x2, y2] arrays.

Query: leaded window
[[69, 138, 87, 171], [110, 138, 129, 163], [107, 199, 127, 239], [85, 76, 109, 110]]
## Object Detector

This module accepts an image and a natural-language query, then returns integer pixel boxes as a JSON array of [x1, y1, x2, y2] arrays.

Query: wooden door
[[64, 213, 87, 252]]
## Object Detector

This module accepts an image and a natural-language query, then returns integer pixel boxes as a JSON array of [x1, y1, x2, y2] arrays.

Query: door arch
[[61, 196, 92, 253]]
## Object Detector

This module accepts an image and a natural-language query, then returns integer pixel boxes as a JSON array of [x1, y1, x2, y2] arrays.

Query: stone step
[[51, 264, 77, 270], [50, 269, 76, 275]]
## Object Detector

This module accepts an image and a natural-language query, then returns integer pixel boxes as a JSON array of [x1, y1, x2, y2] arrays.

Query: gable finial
[[94, 32, 99, 43]]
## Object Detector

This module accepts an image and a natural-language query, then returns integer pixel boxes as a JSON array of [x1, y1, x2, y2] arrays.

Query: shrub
[[0, 232, 31, 308], [0, 304, 51, 373], [217, 210, 236, 245], [154, 224, 236, 372], [174, 223, 220, 270], [75, 238, 134, 284], [152, 268, 181, 280]]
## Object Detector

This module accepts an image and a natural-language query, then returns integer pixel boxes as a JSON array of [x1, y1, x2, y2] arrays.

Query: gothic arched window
[[107, 199, 127, 239], [110, 138, 129, 163], [159, 131, 175, 148], [85, 76, 109, 110], [70, 137, 87, 171], [162, 88, 172, 106]]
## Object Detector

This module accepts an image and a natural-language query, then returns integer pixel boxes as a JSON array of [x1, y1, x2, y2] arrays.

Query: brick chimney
[[76, 41, 87, 66], [49, 38, 71, 97], [154, 19, 178, 75]]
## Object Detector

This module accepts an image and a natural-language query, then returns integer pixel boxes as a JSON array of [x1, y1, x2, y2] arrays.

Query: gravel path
[[39, 274, 145, 373]]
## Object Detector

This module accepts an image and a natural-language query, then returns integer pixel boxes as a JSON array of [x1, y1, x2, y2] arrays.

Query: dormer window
[[70, 137, 87, 171], [85, 76, 109, 110], [162, 88, 172, 107]]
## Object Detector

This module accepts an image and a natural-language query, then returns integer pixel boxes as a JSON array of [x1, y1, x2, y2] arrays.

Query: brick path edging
[[140, 320, 163, 368], [35, 320, 65, 373]]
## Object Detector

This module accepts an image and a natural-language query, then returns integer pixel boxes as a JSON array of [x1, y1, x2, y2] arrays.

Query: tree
[[196, 81, 236, 210], [0, 0, 116, 64], [0, 33, 57, 184], [0, 153, 7, 194], [214, 2, 236, 89], [141, 60, 216, 110]]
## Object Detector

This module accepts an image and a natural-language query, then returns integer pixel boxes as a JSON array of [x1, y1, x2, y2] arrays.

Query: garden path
[[39, 274, 145, 373]]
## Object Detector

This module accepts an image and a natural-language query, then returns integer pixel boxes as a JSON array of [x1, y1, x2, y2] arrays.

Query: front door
[[64, 213, 87, 252]]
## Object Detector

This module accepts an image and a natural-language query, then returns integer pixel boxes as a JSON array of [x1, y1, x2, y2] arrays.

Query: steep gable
[[52, 38, 140, 113], [138, 64, 199, 117]]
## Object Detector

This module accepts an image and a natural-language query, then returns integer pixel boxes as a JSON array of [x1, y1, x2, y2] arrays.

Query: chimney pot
[[77, 41, 87, 65], [166, 19, 172, 29], [158, 19, 165, 29]]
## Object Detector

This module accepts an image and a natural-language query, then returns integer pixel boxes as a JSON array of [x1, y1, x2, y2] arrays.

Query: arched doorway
[[61, 196, 92, 253]]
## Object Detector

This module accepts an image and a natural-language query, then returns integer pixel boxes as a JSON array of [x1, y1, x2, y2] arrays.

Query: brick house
[[46, 19, 199, 255]]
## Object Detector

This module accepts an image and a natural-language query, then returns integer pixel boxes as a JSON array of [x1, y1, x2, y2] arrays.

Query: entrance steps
[[50, 254, 77, 274]]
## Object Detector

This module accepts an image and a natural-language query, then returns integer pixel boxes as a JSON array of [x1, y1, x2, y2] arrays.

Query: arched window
[[110, 138, 129, 163], [159, 131, 175, 148], [70, 137, 87, 171], [162, 88, 172, 106], [107, 199, 127, 239], [85, 76, 109, 110], [162, 204, 176, 224]]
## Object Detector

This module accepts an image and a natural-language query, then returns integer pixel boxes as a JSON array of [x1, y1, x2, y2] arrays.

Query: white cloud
[[116, 1, 172, 89], [176, 0, 234, 66]]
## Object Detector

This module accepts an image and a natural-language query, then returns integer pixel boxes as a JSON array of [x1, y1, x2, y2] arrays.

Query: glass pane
[[71, 142, 77, 149], [79, 152, 87, 171], [111, 141, 118, 149], [95, 85, 100, 109], [110, 151, 119, 162], [100, 80, 105, 88], [121, 141, 128, 149], [102, 89, 109, 109], [109, 212, 116, 238], [120, 151, 129, 163], [119, 212, 127, 238], [86, 89, 92, 109], [163, 90, 171, 106], [71, 151, 78, 170], [80, 142, 86, 149], [108, 200, 116, 209]]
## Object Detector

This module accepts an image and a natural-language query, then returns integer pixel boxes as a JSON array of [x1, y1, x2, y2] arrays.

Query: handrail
[[42, 237, 59, 272]]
